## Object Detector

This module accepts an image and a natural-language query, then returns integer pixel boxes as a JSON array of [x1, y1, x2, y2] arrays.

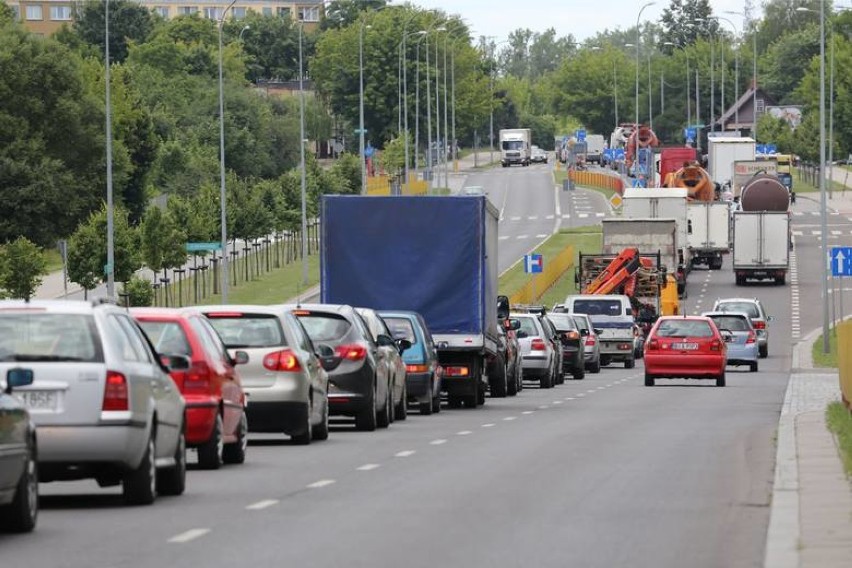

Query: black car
[[0, 368, 38, 532], [546, 313, 586, 380]]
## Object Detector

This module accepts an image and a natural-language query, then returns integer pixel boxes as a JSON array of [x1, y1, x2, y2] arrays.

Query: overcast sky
[[407, 0, 754, 42]]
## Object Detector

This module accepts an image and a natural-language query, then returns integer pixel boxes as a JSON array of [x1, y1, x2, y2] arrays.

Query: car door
[[193, 316, 244, 436], [352, 312, 388, 406], [373, 315, 405, 404], [0, 392, 28, 496], [540, 317, 560, 376], [284, 313, 327, 420]]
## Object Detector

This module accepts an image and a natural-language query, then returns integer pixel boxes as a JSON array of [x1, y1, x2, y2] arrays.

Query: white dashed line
[[552, 400, 563, 405], [395, 450, 416, 458], [522, 411, 535, 415], [430, 439, 448, 445], [564, 397, 575, 400], [586, 390, 596, 394], [516, 234, 529, 239], [510, 216, 521, 221], [169, 529, 211, 543], [307, 479, 336, 489], [528, 216, 539, 220], [536, 234, 549, 238], [578, 213, 589, 218], [481, 423, 495, 428], [576, 393, 585, 397], [538, 405, 549, 409], [456, 430, 473, 436], [596, 212, 606, 217], [503, 416, 517, 421], [597, 387, 606, 390], [357, 464, 381, 471], [546, 215, 555, 220], [246, 499, 279, 511]]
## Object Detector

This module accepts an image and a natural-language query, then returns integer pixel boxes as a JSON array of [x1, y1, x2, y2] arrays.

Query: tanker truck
[[732, 173, 791, 285]]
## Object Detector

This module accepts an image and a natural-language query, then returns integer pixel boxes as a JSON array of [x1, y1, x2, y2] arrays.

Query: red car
[[643, 316, 729, 387], [132, 308, 248, 469]]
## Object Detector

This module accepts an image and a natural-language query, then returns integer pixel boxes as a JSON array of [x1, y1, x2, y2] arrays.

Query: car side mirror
[[721, 331, 734, 343], [508, 318, 521, 331], [579, 329, 589, 336], [5, 368, 34, 394], [232, 350, 249, 365], [496, 295, 510, 320], [396, 338, 412, 354], [376, 334, 395, 347], [594, 328, 603, 335], [766, 316, 775, 323], [160, 353, 191, 372]]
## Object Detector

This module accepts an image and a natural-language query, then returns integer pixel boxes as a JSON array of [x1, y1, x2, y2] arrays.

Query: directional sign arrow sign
[[836, 250, 846, 275]]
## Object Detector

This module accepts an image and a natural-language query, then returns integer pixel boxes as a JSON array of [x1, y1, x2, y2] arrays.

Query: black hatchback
[[546, 313, 585, 380]]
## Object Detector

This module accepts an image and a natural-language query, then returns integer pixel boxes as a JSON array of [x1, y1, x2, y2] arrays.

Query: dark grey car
[[0, 369, 38, 532]]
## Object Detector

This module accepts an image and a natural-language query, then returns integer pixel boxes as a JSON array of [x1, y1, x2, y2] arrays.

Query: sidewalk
[[766, 326, 852, 567]]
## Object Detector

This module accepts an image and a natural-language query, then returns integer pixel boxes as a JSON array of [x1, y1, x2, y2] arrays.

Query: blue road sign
[[831, 247, 852, 277], [575, 129, 586, 142], [614, 148, 625, 161], [684, 127, 697, 143], [524, 254, 543, 274]]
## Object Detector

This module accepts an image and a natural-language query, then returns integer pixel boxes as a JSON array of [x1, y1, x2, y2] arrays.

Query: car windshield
[[0, 313, 103, 362], [547, 314, 577, 331], [204, 314, 286, 348], [655, 320, 714, 338], [382, 317, 417, 343], [137, 321, 191, 355], [708, 316, 750, 332], [715, 302, 760, 319], [295, 313, 352, 343], [572, 299, 624, 316]]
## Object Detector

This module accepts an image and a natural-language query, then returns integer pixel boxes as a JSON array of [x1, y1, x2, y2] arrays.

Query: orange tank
[[625, 126, 659, 168], [664, 162, 715, 201]]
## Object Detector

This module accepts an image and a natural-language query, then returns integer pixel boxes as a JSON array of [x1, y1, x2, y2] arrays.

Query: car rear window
[[655, 320, 715, 338], [708, 315, 750, 332], [0, 313, 103, 362], [137, 321, 191, 355], [382, 317, 418, 343], [572, 299, 624, 316], [715, 302, 760, 319], [294, 312, 352, 342], [573, 315, 591, 332], [517, 317, 539, 337], [204, 313, 287, 348], [547, 314, 577, 331]]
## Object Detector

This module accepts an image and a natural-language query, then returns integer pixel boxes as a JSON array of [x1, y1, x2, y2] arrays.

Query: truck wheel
[[735, 274, 745, 286], [775, 274, 786, 285]]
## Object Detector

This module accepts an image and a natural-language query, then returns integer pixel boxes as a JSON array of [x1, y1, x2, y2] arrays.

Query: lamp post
[[725, 10, 758, 138], [297, 19, 308, 285], [635, 2, 655, 127], [359, 21, 371, 195], [217, 0, 238, 303], [400, 30, 427, 187], [715, 16, 740, 131], [105, 0, 115, 300], [664, 41, 691, 127]]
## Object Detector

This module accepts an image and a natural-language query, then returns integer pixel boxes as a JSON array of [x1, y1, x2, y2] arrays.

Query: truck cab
[[561, 295, 637, 369]]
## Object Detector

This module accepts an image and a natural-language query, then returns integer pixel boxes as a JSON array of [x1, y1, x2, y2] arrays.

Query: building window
[[756, 98, 765, 116], [25, 5, 43, 20], [298, 7, 320, 22], [177, 6, 198, 16], [233, 7, 246, 19], [50, 6, 73, 21], [203, 7, 223, 20], [262, 7, 272, 16], [277, 7, 291, 18], [154, 7, 169, 19]]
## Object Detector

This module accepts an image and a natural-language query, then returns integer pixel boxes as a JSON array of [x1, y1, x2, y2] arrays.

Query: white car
[[531, 147, 548, 164], [512, 313, 559, 389]]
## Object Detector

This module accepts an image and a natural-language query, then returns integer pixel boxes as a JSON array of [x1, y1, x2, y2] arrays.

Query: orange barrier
[[366, 176, 429, 196], [568, 170, 625, 195], [838, 322, 852, 409], [509, 245, 575, 305]]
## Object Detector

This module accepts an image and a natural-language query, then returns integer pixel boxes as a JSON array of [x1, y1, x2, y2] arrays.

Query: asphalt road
[[0, 167, 817, 568]]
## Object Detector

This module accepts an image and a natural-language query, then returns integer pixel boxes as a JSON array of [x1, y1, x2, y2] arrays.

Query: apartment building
[[5, 1, 325, 36]]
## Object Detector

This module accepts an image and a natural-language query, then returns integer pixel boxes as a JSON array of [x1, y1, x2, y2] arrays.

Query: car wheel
[[644, 374, 655, 387], [0, 441, 38, 532], [477, 384, 486, 406], [573, 367, 585, 380], [590, 359, 601, 374], [489, 354, 508, 398], [223, 411, 249, 461], [432, 391, 442, 413], [311, 398, 330, 441], [750, 361, 759, 373], [625, 357, 635, 369], [759, 344, 768, 359], [198, 414, 226, 465], [158, 429, 186, 495], [377, 387, 392, 428], [355, 388, 378, 431], [507, 364, 518, 396], [395, 381, 408, 421], [419, 389, 434, 416], [448, 395, 463, 409], [123, 433, 156, 505], [716, 372, 727, 387]]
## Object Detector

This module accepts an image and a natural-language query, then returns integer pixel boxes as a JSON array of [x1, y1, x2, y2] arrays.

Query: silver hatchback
[[0, 300, 186, 505], [712, 297, 773, 358], [512, 313, 558, 389]]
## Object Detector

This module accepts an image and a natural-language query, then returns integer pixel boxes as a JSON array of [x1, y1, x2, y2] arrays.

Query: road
[[1, 164, 832, 568]]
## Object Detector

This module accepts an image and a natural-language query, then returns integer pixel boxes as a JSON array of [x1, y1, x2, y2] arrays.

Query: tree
[[0, 1, 14, 26], [232, 12, 311, 82], [320, 0, 388, 31], [760, 24, 819, 103], [757, 0, 823, 54], [139, 206, 187, 276], [0, 238, 47, 301], [72, 0, 156, 63], [379, 135, 407, 176], [67, 205, 140, 293], [124, 276, 153, 307], [659, 0, 718, 50]]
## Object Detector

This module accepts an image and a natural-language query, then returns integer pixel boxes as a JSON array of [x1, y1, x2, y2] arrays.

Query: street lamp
[[724, 10, 758, 138], [297, 19, 308, 285], [217, 0, 238, 303], [238, 24, 250, 41], [664, 40, 691, 127], [105, 0, 115, 299], [359, 21, 372, 195], [715, 16, 740, 131], [694, 18, 716, 133], [796, 3, 830, 353], [400, 29, 427, 188], [635, 2, 655, 127]]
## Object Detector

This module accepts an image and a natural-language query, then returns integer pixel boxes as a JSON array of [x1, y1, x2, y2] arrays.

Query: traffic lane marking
[[169, 528, 211, 543]]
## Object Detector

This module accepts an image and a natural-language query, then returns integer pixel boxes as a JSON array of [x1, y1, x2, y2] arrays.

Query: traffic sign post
[[575, 129, 586, 142], [831, 247, 852, 277], [524, 253, 544, 302]]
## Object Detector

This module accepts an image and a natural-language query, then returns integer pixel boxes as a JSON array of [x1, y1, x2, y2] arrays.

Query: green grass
[[812, 332, 839, 368], [43, 249, 63, 273], [195, 254, 320, 306], [792, 167, 846, 194], [826, 402, 852, 477]]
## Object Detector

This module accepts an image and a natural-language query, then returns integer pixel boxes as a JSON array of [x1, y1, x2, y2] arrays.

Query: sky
[[406, 0, 753, 42]]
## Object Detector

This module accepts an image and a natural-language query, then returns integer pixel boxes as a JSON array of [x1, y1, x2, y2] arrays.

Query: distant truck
[[499, 128, 532, 167], [320, 195, 506, 408], [687, 201, 731, 270], [657, 147, 698, 187], [585, 134, 606, 165], [732, 174, 791, 285], [708, 136, 756, 189]]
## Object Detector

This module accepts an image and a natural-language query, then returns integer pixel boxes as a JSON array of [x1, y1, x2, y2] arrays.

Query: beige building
[[6, 0, 325, 36]]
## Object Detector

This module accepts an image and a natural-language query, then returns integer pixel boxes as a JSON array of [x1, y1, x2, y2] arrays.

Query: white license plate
[[672, 342, 699, 350], [17, 390, 59, 411]]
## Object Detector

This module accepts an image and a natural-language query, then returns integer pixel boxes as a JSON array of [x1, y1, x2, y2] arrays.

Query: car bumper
[[36, 422, 149, 468], [406, 371, 434, 402], [326, 365, 375, 416], [561, 348, 583, 372], [245, 400, 310, 435], [644, 353, 726, 378], [726, 343, 759, 365], [521, 355, 550, 375]]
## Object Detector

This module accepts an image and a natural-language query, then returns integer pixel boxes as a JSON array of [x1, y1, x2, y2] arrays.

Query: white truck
[[621, 188, 691, 294], [686, 201, 731, 270], [585, 134, 606, 165], [732, 211, 790, 286], [499, 128, 532, 167], [708, 137, 756, 189]]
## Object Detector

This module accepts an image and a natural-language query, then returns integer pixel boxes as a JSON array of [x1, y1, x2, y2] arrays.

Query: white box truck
[[687, 201, 731, 270], [499, 128, 532, 167], [708, 137, 756, 189], [585, 134, 606, 164], [732, 211, 790, 285]]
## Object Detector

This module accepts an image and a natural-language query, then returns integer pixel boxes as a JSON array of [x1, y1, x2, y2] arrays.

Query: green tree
[[379, 135, 407, 176], [72, 0, 156, 63], [232, 12, 312, 82], [320, 0, 388, 31], [0, 1, 15, 26], [756, 0, 823, 54], [760, 24, 819, 103], [330, 152, 362, 192], [67, 205, 140, 293], [659, 0, 718, 50], [139, 206, 187, 277], [0, 237, 48, 301], [124, 276, 154, 307]]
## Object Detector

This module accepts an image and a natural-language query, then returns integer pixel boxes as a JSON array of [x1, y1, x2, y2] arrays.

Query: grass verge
[[826, 402, 852, 477], [792, 167, 846, 194], [498, 226, 603, 305], [812, 332, 838, 368], [195, 254, 320, 306], [44, 249, 63, 273]]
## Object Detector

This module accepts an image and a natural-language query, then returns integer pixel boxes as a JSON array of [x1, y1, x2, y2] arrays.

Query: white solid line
[[357, 464, 381, 471], [307, 479, 336, 489], [536, 234, 549, 238], [246, 499, 279, 511], [481, 423, 495, 428], [430, 439, 448, 445], [522, 410, 534, 415], [395, 450, 416, 457], [456, 430, 473, 436], [503, 416, 517, 421], [169, 529, 211, 543]]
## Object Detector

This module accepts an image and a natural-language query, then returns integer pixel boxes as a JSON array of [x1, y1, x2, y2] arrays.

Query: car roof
[[193, 304, 288, 316], [657, 315, 713, 322], [713, 298, 763, 306], [282, 303, 355, 317], [701, 311, 751, 319], [0, 299, 119, 314]]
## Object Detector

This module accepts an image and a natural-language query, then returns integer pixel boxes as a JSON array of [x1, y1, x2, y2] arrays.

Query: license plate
[[16, 390, 59, 411], [672, 342, 699, 350]]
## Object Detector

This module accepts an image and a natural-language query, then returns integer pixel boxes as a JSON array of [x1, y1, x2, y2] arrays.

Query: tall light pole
[[217, 0, 238, 303], [443, 32, 450, 189], [715, 16, 740, 131], [664, 41, 691, 127], [298, 19, 308, 285], [635, 2, 656, 127], [400, 30, 426, 188], [647, 51, 653, 129], [359, 21, 370, 195], [726, 10, 758, 138], [105, 0, 115, 300]]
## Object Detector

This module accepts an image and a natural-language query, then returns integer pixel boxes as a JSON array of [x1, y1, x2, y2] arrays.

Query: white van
[[562, 294, 636, 368]]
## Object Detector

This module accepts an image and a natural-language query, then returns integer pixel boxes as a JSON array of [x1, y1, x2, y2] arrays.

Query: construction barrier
[[365, 176, 429, 196], [838, 321, 852, 409], [568, 170, 625, 195], [509, 245, 575, 305]]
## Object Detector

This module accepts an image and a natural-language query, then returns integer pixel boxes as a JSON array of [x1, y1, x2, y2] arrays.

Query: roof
[[716, 85, 778, 126]]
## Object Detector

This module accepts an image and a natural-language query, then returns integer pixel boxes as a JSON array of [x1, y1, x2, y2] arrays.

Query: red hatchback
[[132, 308, 248, 469], [643, 316, 729, 387]]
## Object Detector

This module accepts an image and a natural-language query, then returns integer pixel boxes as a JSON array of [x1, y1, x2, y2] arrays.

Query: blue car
[[702, 312, 760, 373], [378, 311, 442, 415]]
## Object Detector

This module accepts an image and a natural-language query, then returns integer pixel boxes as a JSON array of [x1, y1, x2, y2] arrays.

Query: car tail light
[[406, 364, 430, 373], [746, 332, 756, 344], [752, 320, 766, 330], [710, 339, 723, 352], [103, 371, 129, 411], [563, 331, 580, 341], [206, 312, 244, 318], [531, 338, 547, 351], [584, 336, 596, 346], [444, 366, 469, 377], [184, 362, 212, 393], [264, 349, 303, 372], [647, 339, 659, 351], [334, 344, 367, 361]]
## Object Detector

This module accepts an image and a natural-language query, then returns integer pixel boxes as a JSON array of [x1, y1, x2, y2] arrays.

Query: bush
[[124, 276, 154, 307]]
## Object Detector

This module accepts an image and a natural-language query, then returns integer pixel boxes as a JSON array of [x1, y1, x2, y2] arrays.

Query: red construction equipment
[[662, 161, 715, 201], [582, 248, 654, 295], [625, 125, 660, 169]]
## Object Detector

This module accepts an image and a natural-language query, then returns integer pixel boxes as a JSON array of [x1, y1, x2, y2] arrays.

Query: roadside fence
[[509, 245, 575, 305], [568, 169, 625, 195]]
